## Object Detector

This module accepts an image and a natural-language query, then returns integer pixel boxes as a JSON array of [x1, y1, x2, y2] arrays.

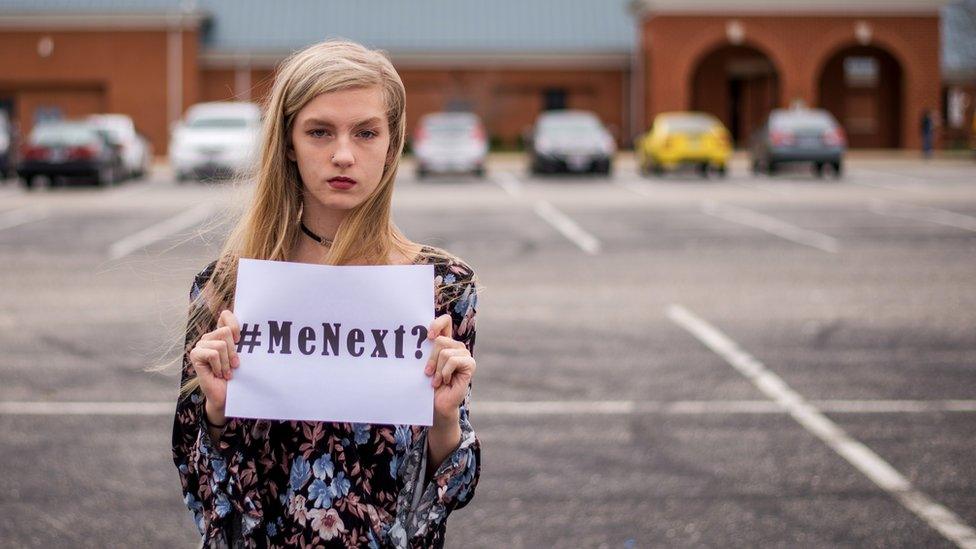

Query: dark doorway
[[691, 45, 780, 146], [818, 45, 902, 148], [543, 88, 567, 111]]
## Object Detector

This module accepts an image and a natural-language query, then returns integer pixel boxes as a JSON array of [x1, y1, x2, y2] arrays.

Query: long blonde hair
[[178, 39, 466, 398]]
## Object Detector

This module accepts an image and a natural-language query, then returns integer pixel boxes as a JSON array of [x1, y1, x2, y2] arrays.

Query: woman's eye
[[359, 130, 378, 139], [308, 129, 328, 138]]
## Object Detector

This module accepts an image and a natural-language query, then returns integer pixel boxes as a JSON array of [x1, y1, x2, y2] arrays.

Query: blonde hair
[[178, 39, 469, 398]]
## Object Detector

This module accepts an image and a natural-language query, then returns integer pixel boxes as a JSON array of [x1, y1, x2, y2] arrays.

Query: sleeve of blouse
[[388, 263, 482, 547], [171, 263, 266, 546]]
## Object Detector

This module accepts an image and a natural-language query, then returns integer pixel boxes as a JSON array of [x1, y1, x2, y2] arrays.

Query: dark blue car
[[751, 108, 846, 178]]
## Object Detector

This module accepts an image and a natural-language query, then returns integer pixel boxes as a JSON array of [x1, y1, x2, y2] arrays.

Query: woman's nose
[[332, 140, 355, 168]]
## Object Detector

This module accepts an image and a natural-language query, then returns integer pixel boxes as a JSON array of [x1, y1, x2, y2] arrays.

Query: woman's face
[[287, 86, 391, 212]]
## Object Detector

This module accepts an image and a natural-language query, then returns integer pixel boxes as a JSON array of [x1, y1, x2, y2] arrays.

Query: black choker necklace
[[300, 221, 333, 247]]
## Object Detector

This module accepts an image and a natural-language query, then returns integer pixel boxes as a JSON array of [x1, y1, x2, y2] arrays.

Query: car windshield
[[664, 115, 716, 132], [538, 116, 603, 136], [423, 116, 479, 138], [30, 124, 99, 146], [185, 117, 252, 129], [772, 111, 837, 132]]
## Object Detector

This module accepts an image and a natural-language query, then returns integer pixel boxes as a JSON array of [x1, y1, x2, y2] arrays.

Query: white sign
[[224, 258, 435, 425]]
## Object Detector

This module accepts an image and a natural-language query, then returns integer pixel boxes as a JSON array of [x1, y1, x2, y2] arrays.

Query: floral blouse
[[172, 247, 481, 548]]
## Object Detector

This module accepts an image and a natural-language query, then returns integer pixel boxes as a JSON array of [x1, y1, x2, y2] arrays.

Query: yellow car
[[637, 112, 732, 177]]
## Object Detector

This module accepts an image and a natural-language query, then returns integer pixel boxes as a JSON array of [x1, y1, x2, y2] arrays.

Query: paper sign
[[224, 258, 435, 425]]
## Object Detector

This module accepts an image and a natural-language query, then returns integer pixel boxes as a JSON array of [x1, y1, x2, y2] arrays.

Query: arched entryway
[[818, 45, 903, 148], [691, 45, 780, 146]]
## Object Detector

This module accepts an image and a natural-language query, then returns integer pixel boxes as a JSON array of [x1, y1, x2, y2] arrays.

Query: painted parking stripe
[[3, 399, 975, 416], [491, 171, 523, 197], [869, 199, 976, 233], [615, 179, 654, 197], [107, 202, 216, 259], [533, 200, 601, 254], [667, 303, 976, 549], [702, 200, 841, 253], [0, 207, 47, 232]]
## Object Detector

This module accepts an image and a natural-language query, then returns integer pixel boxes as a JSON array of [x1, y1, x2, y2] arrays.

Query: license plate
[[567, 155, 588, 170], [50, 148, 66, 162], [799, 137, 820, 148]]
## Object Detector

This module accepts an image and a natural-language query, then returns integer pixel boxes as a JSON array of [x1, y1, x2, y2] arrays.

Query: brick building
[[0, 0, 972, 154], [634, 0, 949, 149]]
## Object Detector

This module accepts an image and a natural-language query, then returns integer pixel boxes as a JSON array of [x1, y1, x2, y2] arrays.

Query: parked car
[[637, 112, 731, 178], [751, 108, 846, 177], [528, 110, 615, 175], [412, 111, 488, 178], [0, 110, 13, 179], [17, 120, 123, 189], [169, 101, 261, 181], [86, 113, 152, 179]]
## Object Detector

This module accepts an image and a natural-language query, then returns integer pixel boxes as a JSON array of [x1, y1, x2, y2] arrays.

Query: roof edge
[[201, 50, 632, 70], [0, 12, 208, 31], [632, 0, 950, 17]]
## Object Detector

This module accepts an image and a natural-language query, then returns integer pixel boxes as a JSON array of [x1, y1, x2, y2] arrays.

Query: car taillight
[[770, 129, 795, 147], [68, 144, 99, 160], [21, 144, 49, 160], [823, 127, 846, 147], [413, 126, 427, 144], [471, 125, 485, 142]]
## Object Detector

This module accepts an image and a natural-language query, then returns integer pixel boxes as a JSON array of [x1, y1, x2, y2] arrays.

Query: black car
[[17, 121, 123, 189], [751, 108, 846, 178], [528, 110, 616, 175]]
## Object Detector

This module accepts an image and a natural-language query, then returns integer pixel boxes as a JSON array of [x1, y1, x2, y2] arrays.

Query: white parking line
[[869, 199, 976, 233], [3, 399, 975, 416], [702, 200, 841, 253], [108, 202, 216, 259], [533, 200, 601, 254], [0, 207, 47, 232], [666, 303, 976, 549], [735, 182, 794, 196], [615, 179, 654, 197], [491, 171, 523, 197]]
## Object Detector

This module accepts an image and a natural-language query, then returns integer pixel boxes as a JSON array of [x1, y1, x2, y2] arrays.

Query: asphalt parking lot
[[1, 152, 974, 548]]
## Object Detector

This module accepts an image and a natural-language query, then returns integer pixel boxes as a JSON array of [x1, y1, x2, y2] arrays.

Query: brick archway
[[817, 44, 903, 148], [689, 42, 782, 145]]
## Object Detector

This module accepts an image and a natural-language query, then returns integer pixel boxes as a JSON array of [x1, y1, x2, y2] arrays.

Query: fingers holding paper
[[425, 314, 477, 416]]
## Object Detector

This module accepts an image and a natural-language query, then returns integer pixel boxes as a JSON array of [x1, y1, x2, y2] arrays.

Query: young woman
[[173, 40, 481, 548]]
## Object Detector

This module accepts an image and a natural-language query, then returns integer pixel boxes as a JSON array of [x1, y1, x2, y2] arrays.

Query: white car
[[169, 102, 261, 181], [412, 112, 488, 178], [86, 114, 152, 179]]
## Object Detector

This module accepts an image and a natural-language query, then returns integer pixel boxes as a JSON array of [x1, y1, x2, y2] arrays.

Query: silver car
[[529, 110, 616, 175], [412, 112, 488, 178], [169, 102, 261, 182]]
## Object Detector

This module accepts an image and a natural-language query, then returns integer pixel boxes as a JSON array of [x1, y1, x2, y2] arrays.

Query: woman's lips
[[327, 177, 356, 190]]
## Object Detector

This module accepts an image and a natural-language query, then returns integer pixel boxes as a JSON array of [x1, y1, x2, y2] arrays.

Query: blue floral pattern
[[172, 247, 480, 548]]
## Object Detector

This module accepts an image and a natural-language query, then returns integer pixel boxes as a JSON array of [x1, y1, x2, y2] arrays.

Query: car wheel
[[716, 164, 728, 178], [767, 161, 778, 175], [832, 162, 843, 178], [22, 175, 35, 190], [813, 162, 825, 178], [473, 165, 486, 177], [94, 167, 110, 186], [751, 159, 761, 175], [651, 161, 664, 177], [697, 163, 710, 179]]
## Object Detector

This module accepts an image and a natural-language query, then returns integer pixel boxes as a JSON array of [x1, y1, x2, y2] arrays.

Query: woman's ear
[[286, 142, 296, 162]]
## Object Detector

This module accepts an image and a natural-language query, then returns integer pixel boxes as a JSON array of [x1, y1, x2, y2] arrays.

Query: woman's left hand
[[425, 314, 477, 424]]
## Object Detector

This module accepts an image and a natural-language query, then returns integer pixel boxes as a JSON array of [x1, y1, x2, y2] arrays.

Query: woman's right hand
[[189, 309, 241, 426]]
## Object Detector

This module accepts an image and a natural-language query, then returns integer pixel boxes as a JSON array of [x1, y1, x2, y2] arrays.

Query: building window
[[843, 57, 878, 88], [543, 88, 567, 111]]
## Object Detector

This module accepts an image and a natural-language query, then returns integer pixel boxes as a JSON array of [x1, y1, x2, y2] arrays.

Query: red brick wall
[[201, 65, 627, 149], [642, 14, 941, 149], [0, 28, 199, 155]]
